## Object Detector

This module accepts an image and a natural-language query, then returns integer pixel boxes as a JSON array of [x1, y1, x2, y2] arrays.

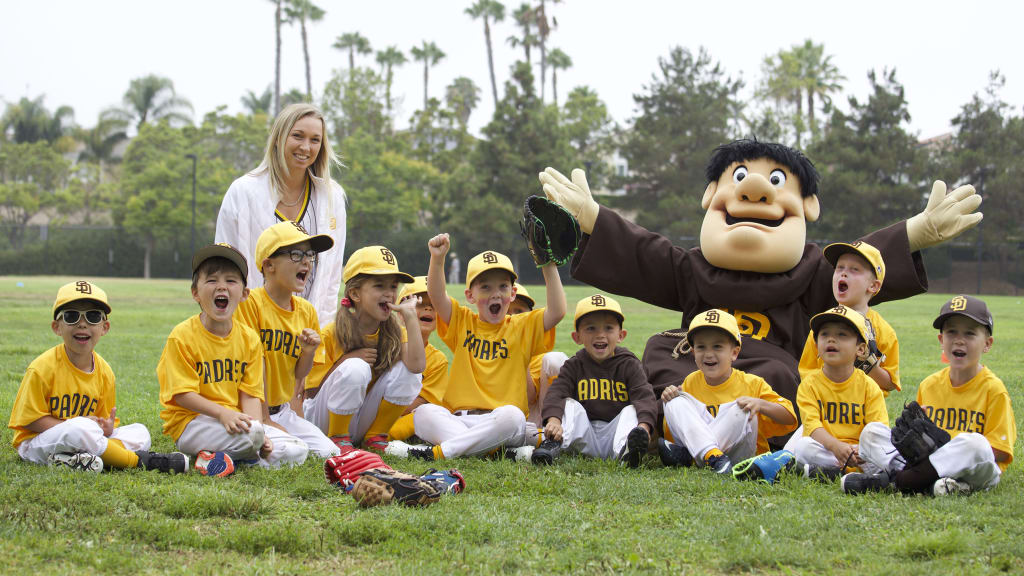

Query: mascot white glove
[[539, 167, 600, 235], [906, 181, 983, 252]]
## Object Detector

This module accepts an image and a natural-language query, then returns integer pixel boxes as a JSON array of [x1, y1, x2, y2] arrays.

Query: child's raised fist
[[428, 233, 450, 258]]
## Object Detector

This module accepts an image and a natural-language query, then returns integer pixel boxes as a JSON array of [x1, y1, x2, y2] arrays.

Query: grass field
[[1, 276, 1022, 575]]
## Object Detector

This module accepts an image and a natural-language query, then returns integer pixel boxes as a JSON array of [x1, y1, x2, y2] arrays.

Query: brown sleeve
[[861, 220, 928, 303], [571, 208, 697, 312], [541, 354, 579, 425], [622, 355, 658, 431]]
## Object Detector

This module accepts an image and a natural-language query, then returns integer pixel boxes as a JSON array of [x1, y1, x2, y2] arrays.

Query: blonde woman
[[216, 103, 346, 326]]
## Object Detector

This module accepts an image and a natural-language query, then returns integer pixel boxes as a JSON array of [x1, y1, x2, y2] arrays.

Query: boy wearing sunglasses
[[9, 281, 187, 473], [235, 221, 339, 457]]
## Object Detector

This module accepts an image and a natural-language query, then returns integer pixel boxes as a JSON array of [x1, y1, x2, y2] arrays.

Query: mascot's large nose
[[735, 173, 776, 204]]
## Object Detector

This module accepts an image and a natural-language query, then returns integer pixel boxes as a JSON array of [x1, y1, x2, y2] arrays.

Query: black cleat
[[135, 451, 189, 474], [532, 439, 563, 465], [804, 464, 843, 482], [657, 438, 694, 467], [408, 446, 435, 461], [705, 453, 733, 474], [841, 470, 893, 494], [619, 426, 650, 469]]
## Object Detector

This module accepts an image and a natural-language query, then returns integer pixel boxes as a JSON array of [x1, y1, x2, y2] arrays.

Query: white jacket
[[215, 170, 347, 327]]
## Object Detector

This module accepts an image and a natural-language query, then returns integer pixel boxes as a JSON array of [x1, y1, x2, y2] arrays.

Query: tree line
[[1, 1, 1023, 286]]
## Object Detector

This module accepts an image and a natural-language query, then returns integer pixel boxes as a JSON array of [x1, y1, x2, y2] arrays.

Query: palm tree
[[411, 41, 446, 110], [240, 86, 273, 115], [280, 88, 308, 108], [445, 77, 481, 128], [465, 0, 506, 108], [795, 39, 845, 139], [284, 0, 326, 101], [546, 48, 572, 106], [507, 3, 538, 65], [333, 32, 372, 79], [534, 0, 560, 102], [1, 95, 74, 143], [269, 0, 283, 115], [375, 46, 408, 114], [76, 111, 128, 167], [758, 50, 804, 146], [112, 75, 193, 131]]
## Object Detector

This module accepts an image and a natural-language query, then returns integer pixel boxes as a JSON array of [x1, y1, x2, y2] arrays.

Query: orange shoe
[[330, 435, 355, 455], [363, 434, 389, 454], [195, 451, 234, 477]]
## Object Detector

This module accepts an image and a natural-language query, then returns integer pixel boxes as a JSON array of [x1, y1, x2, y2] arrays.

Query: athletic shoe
[[705, 453, 733, 475], [363, 434, 389, 454], [804, 464, 842, 482], [618, 426, 650, 469], [933, 477, 972, 496], [733, 450, 796, 484], [532, 439, 563, 465], [657, 438, 694, 468], [409, 446, 436, 461], [49, 452, 103, 473], [194, 451, 235, 477], [330, 435, 354, 455], [841, 470, 892, 494], [135, 451, 189, 474], [503, 445, 534, 462]]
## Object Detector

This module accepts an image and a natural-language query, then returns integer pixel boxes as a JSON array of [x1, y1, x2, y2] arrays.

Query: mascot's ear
[[701, 182, 717, 210], [803, 195, 821, 222]]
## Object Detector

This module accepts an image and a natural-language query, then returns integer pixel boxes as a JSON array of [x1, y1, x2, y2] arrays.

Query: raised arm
[[541, 263, 566, 332], [426, 233, 452, 325]]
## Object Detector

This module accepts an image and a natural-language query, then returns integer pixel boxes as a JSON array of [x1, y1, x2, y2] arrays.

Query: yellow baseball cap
[[686, 309, 741, 346], [823, 241, 885, 286], [343, 246, 415, 284], [466, 250, 516, 289], [192, 243, 249, 285], [53, 280, 111, 319], [255, 221, 334, 272], [574, 294, 625, 328], [513, 283, 535, 309], [810, 304, 869, 343], [399, 275, 429, 302]]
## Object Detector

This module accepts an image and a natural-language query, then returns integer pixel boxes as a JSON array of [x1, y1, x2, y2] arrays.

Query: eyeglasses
[[273, 249, 318, 262], [61, 309, 106, 325]]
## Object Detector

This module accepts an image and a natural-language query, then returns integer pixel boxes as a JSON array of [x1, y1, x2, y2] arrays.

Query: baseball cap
[[255, 221, 334, 272], [53, 280, 111, 319], [810, 304, 869, 343], [343, 246, 415, 284], [466, 250, 516, 289], [686, 309, 742, 347], [399, 275, 429, 302], [823, 241, 885, 286], [192, 243, 249, 285], [932, 294, 993, 333], [574, 294, 624, 328], [513, 283, 535, 309]]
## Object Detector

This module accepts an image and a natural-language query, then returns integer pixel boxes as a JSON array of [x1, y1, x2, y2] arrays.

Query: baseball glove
[[351, 469, 444, 508], [325, 449, 393, 491], [854, 317, 886, 373], [520, 195, 582, 267], [890, 401, 951, 467], [420, 468, 466, 495]]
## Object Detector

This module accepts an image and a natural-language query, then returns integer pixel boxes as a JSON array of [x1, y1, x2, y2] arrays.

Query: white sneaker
[[385, 439, 412, 458], [933, 477, 972, 496], [506, 445, 534, 462], [49, 452, 103, 472]]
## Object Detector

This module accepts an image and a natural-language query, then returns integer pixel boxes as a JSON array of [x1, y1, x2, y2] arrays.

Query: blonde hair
[[253, 103, 340, 201], [334, 275, 403, 377]]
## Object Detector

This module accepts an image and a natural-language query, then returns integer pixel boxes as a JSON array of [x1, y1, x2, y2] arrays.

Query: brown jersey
[[570, 209, 927, 433], [541, 347, 657, 431]]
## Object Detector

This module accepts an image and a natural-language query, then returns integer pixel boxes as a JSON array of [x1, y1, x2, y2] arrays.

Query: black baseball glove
[[350, 469, 444, 508], [854, 317, 885, 373], [520, 195, 582, 267], [890, 401, 951, 467]]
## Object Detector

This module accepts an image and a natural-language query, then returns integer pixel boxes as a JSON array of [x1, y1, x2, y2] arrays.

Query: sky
[[2, 0, 1022, 143]]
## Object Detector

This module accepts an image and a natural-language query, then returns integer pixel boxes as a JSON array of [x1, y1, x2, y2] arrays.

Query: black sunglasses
[[61, 309, 106, 325], [273, 249, 318, 262]]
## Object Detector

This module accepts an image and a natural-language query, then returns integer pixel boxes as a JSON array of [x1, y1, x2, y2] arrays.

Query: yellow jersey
[[917, 366, 1016, 471], [439, 297, 548, 413], [681, 368, 797, 455], [419, 343, 450, 406], [797, 368, 888, 445], [9, 345, 118, 448], [158, 315, 265, 440], [799, 307, 900, 394]]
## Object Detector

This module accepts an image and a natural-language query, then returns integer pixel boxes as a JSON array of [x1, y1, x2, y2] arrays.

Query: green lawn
[[1, 276, 1021, 575]]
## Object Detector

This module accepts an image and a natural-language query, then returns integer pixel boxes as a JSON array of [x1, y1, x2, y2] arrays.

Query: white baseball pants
[[558, 398, 637, 459], [17, 417, 151, 465], [664, 393, 757, 463], [857, 423, 1001, 490], [414, 403, 528, 459], [176, 415, 308, 468], [270, 403, 340, 458]]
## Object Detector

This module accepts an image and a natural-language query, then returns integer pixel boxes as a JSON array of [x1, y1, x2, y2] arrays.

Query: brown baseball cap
[[192, 243, 249, 285], [933, 294, 993, 333]]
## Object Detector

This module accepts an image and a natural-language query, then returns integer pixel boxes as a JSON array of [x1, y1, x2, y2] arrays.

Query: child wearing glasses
[[235, 221, 340, 457], [9, 281, 188, 473]]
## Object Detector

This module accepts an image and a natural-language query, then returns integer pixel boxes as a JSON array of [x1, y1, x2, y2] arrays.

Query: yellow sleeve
[[418, 346, 450, 405], [797, 331, 819, 381], [524, 308, 548, 357], [234, 292, 260, 333], [306, 302, 325, 365], [95, 357, 119, 425], [862, 379, 888, 425], [754, 377, 797, 438], [984, 385, 1016, 469], [797, 374, 823, 436], [438, 296, 465, 351], [157, 335, 203, 406], [872, 312, 900, 392], [8, 364, 54, 433]]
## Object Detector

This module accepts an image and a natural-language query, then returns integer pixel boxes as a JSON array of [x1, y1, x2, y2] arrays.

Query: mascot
[[540, 140, 981, 447]]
